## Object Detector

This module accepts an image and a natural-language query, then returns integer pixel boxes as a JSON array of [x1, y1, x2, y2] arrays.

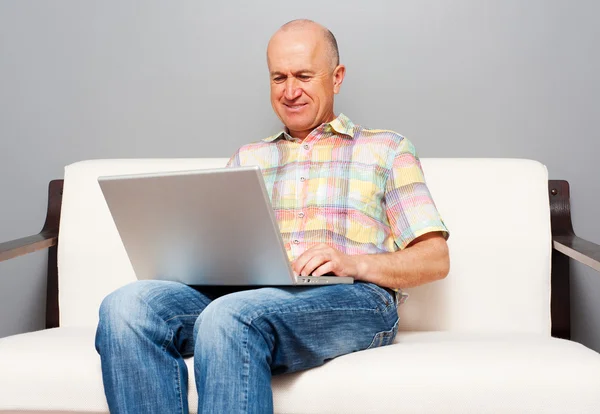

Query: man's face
[[267, 28, 345, 139]]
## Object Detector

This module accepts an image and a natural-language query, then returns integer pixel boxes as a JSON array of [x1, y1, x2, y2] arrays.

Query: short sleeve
[[226, 149, 241, 168], [384, 138, 449, 250]]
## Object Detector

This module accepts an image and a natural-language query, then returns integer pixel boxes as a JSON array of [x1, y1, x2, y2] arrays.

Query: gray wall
[[1, 1, 599, 350]]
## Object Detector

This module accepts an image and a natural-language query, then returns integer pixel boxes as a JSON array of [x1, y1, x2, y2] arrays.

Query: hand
[[291, 244, 359, 278]]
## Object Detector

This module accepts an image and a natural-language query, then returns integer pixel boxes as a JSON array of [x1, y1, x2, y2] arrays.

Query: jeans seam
[[366, 317, 399, 350], [367, 332, 384, 349], [242, 323, 250, 413], [173, 358, 185, 414], [164, 313, 201, 323], [161, 329, 174, 352]]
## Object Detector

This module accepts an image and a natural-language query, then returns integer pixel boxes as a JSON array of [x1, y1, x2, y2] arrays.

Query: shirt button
[[293, 239, 300, 244], [303, 144, 310, 150], [300, 176, 306, 182], [298, 212, 305, 218]]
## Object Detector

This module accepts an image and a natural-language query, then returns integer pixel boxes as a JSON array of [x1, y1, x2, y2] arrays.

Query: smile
[[283, 103, 307, 112]]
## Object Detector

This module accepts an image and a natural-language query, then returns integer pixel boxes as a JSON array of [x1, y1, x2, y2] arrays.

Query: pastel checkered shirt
[[227, 114, 449, 288]]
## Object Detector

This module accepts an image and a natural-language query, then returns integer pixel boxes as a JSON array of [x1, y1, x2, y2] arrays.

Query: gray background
[[1, 1, 599, 351]]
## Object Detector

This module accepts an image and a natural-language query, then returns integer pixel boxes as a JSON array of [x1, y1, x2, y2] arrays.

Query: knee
[[193, 293, 257, 344], [97, 281, 157, 338]]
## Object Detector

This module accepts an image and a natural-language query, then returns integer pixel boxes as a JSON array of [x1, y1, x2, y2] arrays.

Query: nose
[[283, 78, 302, 101]]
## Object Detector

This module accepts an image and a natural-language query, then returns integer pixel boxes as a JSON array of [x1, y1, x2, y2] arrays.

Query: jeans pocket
[[361, 283, 395, 310], [366, 317, 399, 350]]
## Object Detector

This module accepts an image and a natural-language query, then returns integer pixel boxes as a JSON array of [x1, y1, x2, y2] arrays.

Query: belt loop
[[384, 288, 398, 306]]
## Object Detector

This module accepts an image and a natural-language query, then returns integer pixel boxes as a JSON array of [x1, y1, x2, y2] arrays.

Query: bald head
[[271, 19, 339, 69], [266, 19, 346, 140]]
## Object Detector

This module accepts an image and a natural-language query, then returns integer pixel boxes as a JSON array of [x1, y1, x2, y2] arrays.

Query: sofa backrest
[[57, 158, 551, 335]]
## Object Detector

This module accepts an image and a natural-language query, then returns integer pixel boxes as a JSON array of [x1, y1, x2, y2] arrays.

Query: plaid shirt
[[227, 114, 448, 296]]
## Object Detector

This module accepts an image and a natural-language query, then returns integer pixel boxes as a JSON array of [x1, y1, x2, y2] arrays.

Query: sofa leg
[[46, 244, 59, 329]]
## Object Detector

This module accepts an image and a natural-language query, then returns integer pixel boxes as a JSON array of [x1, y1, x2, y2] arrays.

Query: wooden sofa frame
[[1, 179, 599, 340]]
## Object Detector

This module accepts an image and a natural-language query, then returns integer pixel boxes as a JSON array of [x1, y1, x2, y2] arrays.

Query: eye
[[297, 75, 311, 81], [273, 76, 286, 83]]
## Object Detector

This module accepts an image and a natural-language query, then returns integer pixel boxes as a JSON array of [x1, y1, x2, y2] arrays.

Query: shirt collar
[[263, 113, 357, 142]]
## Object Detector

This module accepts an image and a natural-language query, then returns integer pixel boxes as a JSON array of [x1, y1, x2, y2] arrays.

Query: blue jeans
[[95, 280, 399, 413]]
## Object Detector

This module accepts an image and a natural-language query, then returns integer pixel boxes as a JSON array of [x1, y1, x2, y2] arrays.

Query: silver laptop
[[98, 166, 353, 286]]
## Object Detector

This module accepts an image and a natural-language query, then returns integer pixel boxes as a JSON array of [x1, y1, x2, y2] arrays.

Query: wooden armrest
[[553, 235, 600, 272], [0, 231, 58, 262], [0, 180, 63, 264], [549, 179, 600, 342], [549, 180, 600, 273]]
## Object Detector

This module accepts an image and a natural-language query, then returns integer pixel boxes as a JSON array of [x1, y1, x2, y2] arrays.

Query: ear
[[332, 65, 346, 94]]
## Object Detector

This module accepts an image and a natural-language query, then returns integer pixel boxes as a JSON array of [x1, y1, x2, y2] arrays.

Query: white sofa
[[1, 158, 600, 413]]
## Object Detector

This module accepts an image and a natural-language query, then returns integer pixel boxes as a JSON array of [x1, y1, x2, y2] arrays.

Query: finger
[[311, 261, 335, 277], [292, 244, 329, 274], [299, 254, 330, 276], [291, 250, 313, 275]]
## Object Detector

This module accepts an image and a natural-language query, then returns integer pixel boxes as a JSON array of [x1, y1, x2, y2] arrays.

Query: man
[[96, 19, 449, 414]]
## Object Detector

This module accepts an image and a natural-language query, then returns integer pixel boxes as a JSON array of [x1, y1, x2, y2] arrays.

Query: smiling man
[[96, 19, 450, 414], [268, 20, 343, 140]]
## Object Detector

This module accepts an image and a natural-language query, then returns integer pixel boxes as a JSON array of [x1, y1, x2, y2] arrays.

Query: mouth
[[283, 103, 307, 113]]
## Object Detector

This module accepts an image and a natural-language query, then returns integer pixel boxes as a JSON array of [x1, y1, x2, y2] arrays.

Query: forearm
[[355, 234, 450, 289]]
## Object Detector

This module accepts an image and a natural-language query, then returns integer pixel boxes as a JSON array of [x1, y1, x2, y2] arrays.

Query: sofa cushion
[[2, 327, 599, 413], [399, 159, 551, 335], [57, 158, 551, 335]]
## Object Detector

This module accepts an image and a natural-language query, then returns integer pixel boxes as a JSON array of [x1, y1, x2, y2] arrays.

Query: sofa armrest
[[548, 179, 600, 340], [548, 179, 600, 341], [553, 235, 600, 273], [0, 180, 63, 264], [549, 179, 600, 273], [0, 180, 63, 329], [0, 230, 58, 263]]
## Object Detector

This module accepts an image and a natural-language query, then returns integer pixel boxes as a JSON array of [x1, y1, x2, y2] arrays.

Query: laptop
[[98, 166, 354, 286]]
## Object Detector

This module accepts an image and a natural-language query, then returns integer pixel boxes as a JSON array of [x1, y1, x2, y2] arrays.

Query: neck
[[288, 112, 337, 141]]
